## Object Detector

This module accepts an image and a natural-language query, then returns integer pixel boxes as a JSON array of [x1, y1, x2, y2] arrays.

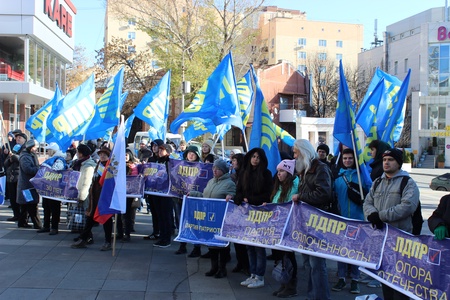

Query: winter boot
[[272, 284, 286, 296], [277, 277, 298, 298], [215, 249, 227, 278], [205, 249, 219, 276]]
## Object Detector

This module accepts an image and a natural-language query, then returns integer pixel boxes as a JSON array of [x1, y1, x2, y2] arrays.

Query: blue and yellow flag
[[183, 120, 217, 143], [334, 61, 372, 189], [134, 70, 171, 142], [102, 92, 130, 142], [26, 82, 63, 142], [249, 65, 281, 176], [181, 68, 254, 142], [84, 67, 124, 140], [237, 69, 254, 127], [46, 74, 96, 151], [275, 124, 295, 147], [356, 69, 410, 145], [170, 52, 243, 133]]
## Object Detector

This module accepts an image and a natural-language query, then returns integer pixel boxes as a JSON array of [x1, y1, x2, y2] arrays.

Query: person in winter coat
[[331, 148, 366, 294], [190, 159, 236, 279], [363, 148, 419, 300], [175, 145, 203, 256], [270, 159, 299, 298], [17, 139, 42, 229], [72, 146, 112, 249], [235, 148, 273, 289], [4, 131, 27, 222], [368, 140, 391, 180], [428, 194, 450, 240], [291, 139, 333, 300], [37, 142, 68, 235]]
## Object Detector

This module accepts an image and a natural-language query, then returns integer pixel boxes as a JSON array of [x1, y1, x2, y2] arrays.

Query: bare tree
[[306, 54, 339, 117], [66, 46, 92, 92]]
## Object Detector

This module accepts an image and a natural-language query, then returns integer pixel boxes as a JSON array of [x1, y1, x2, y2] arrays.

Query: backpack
[[372, 176, 423, 235]]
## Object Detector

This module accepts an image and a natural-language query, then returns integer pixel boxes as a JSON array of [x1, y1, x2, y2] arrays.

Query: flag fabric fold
[[26, 82, 63, 143], [84, 68, 124, 140], [170, 52, 243, 134], [334, 60, 372, 189], [46, 74, 96, 151], [97, 118, 127, 216], [134, 70, 171, 142], [248, 65, 281, 176]]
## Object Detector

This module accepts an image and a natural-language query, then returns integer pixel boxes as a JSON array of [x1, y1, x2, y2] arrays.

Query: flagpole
[[242, 129, 249, 152], [350, 130, 365, 202], [112, 213, 117, 256]]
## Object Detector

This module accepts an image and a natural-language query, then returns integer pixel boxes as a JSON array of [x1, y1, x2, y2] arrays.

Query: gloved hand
[[434, 225, 448, 240], [367, 212, 384, 229]]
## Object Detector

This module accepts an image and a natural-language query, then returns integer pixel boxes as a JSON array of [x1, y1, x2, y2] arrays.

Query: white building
[[358, 6, 450, 166], [0, 0, 76, 132]]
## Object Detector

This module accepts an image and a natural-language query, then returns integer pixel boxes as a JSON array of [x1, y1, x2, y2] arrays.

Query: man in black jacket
[[292, 139, 333, 300]]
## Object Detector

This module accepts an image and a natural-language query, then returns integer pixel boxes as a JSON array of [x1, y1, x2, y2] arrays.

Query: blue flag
[[98, 118, 127, 215], [356, 69, 409, 145], [124, 113, 135, 139], [134, 70, 171, 141], [102, 92, 129, 142], [237, 69, 254, 127], [26, 82, 63, 142], [183, 120, 218, 142], [380, 69, 411, 144], [275, 124, 295, 147], [334, 61, 372, 189], [170, 52, 243, 133], [249, 65, 281, 176], [46, 74, 96, 151], [84, 68, 124, 140]]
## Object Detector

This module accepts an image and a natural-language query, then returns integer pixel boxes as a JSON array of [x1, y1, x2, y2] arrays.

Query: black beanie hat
[[77, 143, 91, 157], [382, 148, 403, 167], [317, 144, 330, 156]]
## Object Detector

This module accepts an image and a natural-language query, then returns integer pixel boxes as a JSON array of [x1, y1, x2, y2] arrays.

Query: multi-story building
[[0, 0, 75, 133], [258, 6, 363, 71], [358, 6, 450, 167]]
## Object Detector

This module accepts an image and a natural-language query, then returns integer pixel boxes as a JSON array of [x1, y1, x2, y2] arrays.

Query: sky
[[73, 0, 445, 64]]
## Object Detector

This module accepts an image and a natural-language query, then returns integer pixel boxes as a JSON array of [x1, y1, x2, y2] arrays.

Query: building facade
[[0, 0, 75, 133], [258, 6, 364, 71], [358, 6, 450, 166]]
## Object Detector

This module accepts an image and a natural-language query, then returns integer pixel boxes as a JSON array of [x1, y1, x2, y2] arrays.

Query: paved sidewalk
[[0, 202, 384, 300]]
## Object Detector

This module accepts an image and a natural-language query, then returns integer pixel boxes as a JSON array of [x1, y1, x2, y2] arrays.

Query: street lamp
[[180, 42, 201, 135]]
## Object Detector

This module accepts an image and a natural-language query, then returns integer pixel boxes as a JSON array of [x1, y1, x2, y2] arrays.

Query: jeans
[[302, 254, 331, 300], [247, 246, 266, 278], [337, 262, 360, 280]]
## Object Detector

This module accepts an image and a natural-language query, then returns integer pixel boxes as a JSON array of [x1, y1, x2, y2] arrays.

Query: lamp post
[[180, 42, 200, 135]]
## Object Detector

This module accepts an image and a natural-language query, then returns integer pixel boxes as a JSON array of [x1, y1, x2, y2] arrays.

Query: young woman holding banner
[[234, 148, 273, 289]]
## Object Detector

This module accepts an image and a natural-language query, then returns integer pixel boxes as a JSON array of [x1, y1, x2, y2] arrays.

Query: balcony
[[279, 109, 306, 122]]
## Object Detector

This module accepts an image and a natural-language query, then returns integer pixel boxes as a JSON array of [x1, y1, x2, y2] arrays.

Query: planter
[[438, 161, 445, 168]]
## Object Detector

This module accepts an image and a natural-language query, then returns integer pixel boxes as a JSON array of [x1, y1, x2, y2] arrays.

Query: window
[[394, 61, 398, 75], [298, 65, 306, 73], [319, 66, 326, 73], [271, 38, 275, 48], [336, 53, 342, 61], [428, 105, 446, 129], [128, 18, 136, 26], [298, 51, 306, 59], [319, 39, 327, 47], [128, 32, 136, 39], [127, 46, 136, 54], [404, 58, 408, 72], [318, 53, 327, 60], [298, 38, 306, 46], [336, 40, 343, 48], [271, 52, 274, 59]]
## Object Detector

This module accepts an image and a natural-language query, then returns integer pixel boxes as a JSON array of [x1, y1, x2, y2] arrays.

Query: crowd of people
[[1, 130, 448, 300]]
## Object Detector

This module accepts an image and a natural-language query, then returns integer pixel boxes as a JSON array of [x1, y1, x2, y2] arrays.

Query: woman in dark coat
[[17, 139, 41, 229], [234, 148, 273, 289]]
